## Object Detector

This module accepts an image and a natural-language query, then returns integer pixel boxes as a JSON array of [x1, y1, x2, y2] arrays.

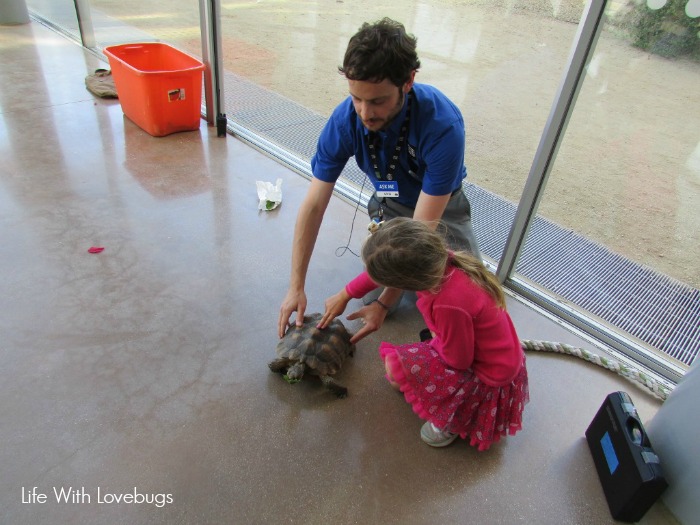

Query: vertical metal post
[[73, 0, 96, 49], [199, 0, 226, 135], [495, 0, 608, 281], [198, 0, 214, 125]]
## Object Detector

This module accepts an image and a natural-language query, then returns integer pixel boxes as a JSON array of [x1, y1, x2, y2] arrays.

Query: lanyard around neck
[[366, 90, 413, 181]]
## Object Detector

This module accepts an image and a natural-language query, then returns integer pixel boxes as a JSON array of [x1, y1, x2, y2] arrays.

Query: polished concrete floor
[[0, 21, 679, 525]]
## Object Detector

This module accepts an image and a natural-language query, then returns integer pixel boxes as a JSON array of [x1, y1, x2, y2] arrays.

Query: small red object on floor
[[88, 247, 105, 254]]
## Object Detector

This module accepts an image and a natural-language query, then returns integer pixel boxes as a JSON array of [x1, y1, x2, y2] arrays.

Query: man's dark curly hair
[[339, 18, 421, 87]]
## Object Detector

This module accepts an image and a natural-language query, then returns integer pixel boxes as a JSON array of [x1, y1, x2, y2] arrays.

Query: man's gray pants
[[364, 189, 482, 311], [366, 189, 482, 260]]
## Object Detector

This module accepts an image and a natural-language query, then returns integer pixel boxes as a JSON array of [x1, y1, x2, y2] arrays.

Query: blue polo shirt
[[311, 83, 467, 208]]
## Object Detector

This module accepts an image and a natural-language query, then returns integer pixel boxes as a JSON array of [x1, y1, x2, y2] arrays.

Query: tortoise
[[269, 313, 355, 398]]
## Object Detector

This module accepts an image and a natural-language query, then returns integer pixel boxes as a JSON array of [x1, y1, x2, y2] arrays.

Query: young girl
[[324, 217, 529, 450]]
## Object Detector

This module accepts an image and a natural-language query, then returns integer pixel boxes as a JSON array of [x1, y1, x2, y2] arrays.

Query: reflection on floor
[[0, 21, 679, 525]]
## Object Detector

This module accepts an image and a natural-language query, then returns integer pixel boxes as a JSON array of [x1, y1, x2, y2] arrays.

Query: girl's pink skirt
[[380, 341, 529, 451]]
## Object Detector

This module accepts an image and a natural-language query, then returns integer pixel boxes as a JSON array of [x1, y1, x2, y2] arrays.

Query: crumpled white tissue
[[256, 178, 283, 211]]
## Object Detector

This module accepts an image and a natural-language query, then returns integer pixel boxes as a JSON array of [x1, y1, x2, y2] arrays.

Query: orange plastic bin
[[104, 43, 205, 137]]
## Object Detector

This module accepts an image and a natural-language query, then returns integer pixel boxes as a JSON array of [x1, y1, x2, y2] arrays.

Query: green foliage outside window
[[616, 0, 700, 59]]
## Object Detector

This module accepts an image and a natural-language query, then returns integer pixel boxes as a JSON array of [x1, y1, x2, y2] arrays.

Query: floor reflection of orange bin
[[104, 43, 205, 137]]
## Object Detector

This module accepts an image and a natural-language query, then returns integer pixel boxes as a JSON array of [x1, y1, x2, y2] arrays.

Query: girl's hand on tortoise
[[318, 289, 351, 329]]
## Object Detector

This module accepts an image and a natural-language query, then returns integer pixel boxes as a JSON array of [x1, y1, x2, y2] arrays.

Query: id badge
[[375, 180, 399, 198]]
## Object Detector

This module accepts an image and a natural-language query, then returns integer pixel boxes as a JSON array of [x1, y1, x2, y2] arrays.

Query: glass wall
[[26, 0, 699, 378], [512, 0, 699, 376], [26, 0, 80, 38], [537, 1, 699, 289]]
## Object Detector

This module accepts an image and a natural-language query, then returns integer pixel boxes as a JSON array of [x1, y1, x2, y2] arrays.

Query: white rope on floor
[[521, 340, 672, 401]]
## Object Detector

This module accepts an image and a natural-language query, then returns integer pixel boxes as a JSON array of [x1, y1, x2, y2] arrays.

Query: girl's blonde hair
[[362, 217, 506, 308]]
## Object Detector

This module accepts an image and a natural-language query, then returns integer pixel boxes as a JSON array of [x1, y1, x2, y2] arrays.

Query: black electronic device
[[585, 391, 668, 522]]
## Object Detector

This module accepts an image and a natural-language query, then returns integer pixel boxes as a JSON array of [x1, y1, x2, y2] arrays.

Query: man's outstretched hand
[[278, 288, 307, 338]]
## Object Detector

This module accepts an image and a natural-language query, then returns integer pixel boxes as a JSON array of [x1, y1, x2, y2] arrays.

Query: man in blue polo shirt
[[278, 17, 481, 341]]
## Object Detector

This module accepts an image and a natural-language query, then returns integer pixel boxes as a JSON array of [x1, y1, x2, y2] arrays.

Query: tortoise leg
[[320, 375, 348, 398], [268, 357, 292, 374]]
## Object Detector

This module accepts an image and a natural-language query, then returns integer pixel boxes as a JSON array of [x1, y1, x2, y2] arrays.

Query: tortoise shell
[[270, 313, 355, 397], [275, 313, 354, 375]]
